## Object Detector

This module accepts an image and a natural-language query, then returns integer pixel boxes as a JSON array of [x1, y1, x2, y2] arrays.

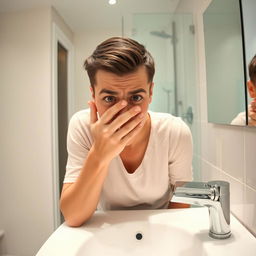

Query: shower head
[[150, 30, 172, 39]]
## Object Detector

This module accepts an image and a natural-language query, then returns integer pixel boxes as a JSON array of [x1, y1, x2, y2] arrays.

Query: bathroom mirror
[[50, 0, 202, 223], [240, 0, 256, 127], [203, 0, 247, 126]]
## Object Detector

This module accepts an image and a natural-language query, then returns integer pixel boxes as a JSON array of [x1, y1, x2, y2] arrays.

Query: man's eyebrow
[[128, 89, 147, 94], [99, 88, 147, 95], [99, 89, 118, 95]]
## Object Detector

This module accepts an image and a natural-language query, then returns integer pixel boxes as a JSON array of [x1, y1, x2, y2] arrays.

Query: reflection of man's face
[[91, 66, 153, 117], [247, 80, 256, 98]]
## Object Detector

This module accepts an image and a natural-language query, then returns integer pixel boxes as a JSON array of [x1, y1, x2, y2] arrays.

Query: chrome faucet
[[171, 180, 231, 239]]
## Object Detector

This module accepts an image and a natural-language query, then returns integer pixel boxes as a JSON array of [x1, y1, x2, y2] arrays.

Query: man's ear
[[149, 82, 154, 103], [247, 80, 256, 98], [90, 86, 95, 99]]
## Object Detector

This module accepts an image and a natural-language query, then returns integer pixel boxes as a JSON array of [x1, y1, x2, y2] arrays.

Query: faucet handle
[[208, 180, 230, 224], [207, 180, 230, 196]]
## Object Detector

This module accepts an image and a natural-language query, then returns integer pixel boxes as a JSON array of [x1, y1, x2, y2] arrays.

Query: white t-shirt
[[231, 112, 246, 126], [64, 109, 193, 210]]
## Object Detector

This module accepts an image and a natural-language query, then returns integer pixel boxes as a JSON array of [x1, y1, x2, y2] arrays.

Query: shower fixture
[[150, 22, 178, 116], [150, 30, 173, 39], [162, 87, 172, 114]]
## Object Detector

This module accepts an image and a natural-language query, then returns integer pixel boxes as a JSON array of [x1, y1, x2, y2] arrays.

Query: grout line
[[201, 157, 256, 191], [245, 183, 256, 193], [243, 128, 247, 206]]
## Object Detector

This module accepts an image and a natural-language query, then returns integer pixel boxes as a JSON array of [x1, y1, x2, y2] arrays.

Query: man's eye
[[103, 96, 116, 103], [131, 95, 143, 102]]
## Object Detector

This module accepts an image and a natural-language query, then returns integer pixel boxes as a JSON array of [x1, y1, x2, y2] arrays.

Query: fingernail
[[121, 100, 127, 106]]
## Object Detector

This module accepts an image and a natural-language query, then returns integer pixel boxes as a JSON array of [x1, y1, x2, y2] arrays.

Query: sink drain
[[135, 233, 143, 240]]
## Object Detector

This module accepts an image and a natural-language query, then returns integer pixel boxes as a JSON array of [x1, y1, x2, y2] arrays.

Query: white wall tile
[[201, 159, 221, 182], [216, 125, 245, 182], [244, 185, 256, 236], [201, 122, 217, 165], [192, 154, 201, 181], [244, 127, 256, 190], [200, 159, 209, 182]]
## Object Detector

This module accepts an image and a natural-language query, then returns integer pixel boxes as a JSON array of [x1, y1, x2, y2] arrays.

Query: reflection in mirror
[[240, 0, 256, 127], [54, 0, 201, 220], [245, 55, 256, 126], [203, 0, 246, 126]]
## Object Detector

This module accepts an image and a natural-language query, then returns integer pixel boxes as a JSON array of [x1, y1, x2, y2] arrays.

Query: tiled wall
[[195, 7, 256, 236], [200, 123, 256, 236]]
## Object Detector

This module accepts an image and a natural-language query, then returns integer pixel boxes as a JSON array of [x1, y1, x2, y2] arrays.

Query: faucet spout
[[171, 180, 231, 239]]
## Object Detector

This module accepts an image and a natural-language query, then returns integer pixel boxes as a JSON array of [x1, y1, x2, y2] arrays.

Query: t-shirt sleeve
[[230, 112, 246, 126], [168, 118, 193, 186], [63, 112, 92, 183]]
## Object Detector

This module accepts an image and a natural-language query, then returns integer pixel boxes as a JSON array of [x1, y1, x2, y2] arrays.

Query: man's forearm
[[60, 146, 110, 227]]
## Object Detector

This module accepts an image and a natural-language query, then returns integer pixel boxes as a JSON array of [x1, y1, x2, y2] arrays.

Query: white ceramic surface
[[36, 207, 256, 256]]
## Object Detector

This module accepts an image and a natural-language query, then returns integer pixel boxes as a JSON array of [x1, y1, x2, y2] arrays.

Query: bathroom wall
[[51, 7, 74, 43], [73, 28, 121, 112], [194, 0, 256, 236], [0, 7, 54, 255], [0, 7, 73, 256]]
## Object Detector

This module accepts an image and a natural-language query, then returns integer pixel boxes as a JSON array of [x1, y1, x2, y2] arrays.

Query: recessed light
[[108, 0, 117, 5]]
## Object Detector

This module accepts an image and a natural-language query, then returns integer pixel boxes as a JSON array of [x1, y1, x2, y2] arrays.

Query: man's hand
[[88, 100, 147, 162], [248, 99, 256, 126], [251, 99, 256, 112]]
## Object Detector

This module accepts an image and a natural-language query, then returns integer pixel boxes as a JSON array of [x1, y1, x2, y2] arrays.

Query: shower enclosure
[[150, 22, 179, 116], [130, 13, 200, 180]]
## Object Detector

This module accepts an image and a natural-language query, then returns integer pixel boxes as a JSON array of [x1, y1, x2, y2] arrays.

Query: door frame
[[51, 22, 74, 228]]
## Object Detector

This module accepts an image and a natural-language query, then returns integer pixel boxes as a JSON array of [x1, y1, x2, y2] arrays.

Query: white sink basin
[[77, 221, 204, 255], [36, 208, 256, 256]]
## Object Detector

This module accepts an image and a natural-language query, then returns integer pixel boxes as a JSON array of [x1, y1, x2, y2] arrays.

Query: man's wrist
[[88, 145, 112, 168]]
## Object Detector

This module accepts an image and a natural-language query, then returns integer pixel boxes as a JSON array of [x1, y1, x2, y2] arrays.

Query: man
[[60, 37, 193, 227], [247, 54, 256, 126], [231, 54, 256, 126]]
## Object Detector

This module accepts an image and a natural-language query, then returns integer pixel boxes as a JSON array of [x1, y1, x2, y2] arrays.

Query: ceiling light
[[108, 0, 117, 5]]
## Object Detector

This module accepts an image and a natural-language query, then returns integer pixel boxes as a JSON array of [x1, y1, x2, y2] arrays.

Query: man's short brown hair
[[249, 54, 256, 86], [84, 37, 155, 88]]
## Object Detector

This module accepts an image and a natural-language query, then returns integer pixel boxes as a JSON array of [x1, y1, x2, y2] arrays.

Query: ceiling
[[0, 0, 185, 31]]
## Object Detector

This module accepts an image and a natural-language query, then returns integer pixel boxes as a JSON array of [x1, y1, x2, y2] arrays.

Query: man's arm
[[60, 147, 110, 227], [60, 101, 147, 227]]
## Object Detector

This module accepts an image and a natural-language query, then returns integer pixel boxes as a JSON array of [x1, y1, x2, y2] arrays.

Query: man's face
[[247, 80, 256, 98], [91, 66, 153, 117]]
